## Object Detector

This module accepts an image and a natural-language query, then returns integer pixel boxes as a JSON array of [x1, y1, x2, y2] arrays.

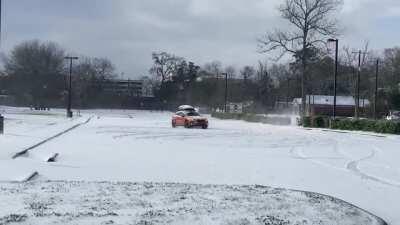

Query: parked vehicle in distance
[[386, 111, 400, 121], [172, 106, 208, 129]]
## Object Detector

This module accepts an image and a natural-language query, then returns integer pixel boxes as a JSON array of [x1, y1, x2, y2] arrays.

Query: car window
[[185, 111, 200, 116]]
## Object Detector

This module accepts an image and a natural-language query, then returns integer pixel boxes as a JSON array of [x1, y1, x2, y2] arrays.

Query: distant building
[[141, 78, 155, 97], [228, 103, 244, 113], [225, 101, 253, 113], [96, 79, 150, 97], [103, 80, 143, 97], [293, 95, 370, 117]]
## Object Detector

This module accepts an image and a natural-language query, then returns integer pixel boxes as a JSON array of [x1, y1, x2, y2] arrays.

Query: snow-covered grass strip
[[12, 117, 93, 159], [20, 171, 39, 182], [0, 181, 387, 225]]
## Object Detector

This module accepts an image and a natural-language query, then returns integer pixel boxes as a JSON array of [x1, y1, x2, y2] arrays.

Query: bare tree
[[240, 66, 256, 81], [383, 47, 400, 87], [258, 0, 342, 116], [150, 52, 182, 84], [4, 40, 65, 105], [224, 65, 236, 79], [93, 58, 117, 81], [256, 60, 268, 81], [203, 60, 223, 78]]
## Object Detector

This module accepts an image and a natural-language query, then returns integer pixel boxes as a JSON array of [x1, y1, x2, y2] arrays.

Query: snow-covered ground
[[0, 108, 399, 224], [0, 181, 384, 225], [0, 108, 90, 180]]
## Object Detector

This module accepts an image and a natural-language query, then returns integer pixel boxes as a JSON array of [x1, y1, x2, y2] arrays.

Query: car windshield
[[185, 111, 200, 116]]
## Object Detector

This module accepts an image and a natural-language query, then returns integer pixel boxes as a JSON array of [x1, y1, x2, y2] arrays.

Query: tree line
[[148, 45, 400, 115], [1, 0, 399, 116], [0, 40, 119, 108], [149, 0, 400, 117]]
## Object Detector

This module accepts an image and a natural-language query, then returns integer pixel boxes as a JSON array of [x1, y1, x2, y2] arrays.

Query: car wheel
[[202, 124, 208, 129], [184, 121, 191, 128], [172, 121, 176, 128]]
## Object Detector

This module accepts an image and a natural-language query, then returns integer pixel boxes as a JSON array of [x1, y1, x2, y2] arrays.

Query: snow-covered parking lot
[[1, 108, 399, 224]]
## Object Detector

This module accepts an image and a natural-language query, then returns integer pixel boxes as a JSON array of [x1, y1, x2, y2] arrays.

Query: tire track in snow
[[327, 132, 400, 188], [289, 135, 400, 188], [288, 134, 348, 172], [290, 147, 348, 172], [297, 134, 400, 189], [299, 131, 400, 188], [346, 148, 400, 188]]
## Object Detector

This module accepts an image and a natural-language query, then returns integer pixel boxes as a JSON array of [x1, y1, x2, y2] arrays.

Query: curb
[[21, 171, 39, 182], [288, 188, 389, 225], [12, 117, 92, 159]]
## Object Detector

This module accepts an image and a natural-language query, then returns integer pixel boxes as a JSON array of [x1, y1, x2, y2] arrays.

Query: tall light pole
[[328, 38, 339, 119], [374, 59, 379, 120], [286, 77, 291, 108], [222, 73, 228, 113], [352, 50, 367, 119], [356, 50, 361, 119], [65, 56, 78, 118], [0, 0, 4, 134], [0, 0, 2, 48]]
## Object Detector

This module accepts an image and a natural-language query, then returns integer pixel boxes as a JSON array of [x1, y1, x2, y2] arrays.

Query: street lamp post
[[219, 73, 229, 113], [351, 50, 367, 119], [65, 56, 79, 118], [0, 0, 4, 134], [0, 0, 2, 48], [356, 51, 361, 119], [374, 59, 379, 120], [223, 73, 228, 113], [286, 77, 291, 108], [328, 38, 339, 119]]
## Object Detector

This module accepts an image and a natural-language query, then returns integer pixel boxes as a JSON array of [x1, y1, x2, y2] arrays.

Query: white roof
[[293, 95, 370, 106], [178, 105, 195, 111]]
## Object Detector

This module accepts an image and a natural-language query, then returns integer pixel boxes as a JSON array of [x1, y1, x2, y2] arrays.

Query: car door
[[175, 112, 185, 126]]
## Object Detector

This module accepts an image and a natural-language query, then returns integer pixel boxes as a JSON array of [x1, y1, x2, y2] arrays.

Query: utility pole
[[223, 73, 228, 113], [0, 0, 2, 49], [0, 0, 4, 135], [65, 56, 79, 118], [374, 59, 379, 120], [352, 50, 367, 119], [328, 39, 339, 119], [355, 50, 361, 119], [287, 77, 291, 108], [0, 0, 2, 48]]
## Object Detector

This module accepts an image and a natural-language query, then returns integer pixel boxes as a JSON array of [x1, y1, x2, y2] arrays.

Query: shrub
[[362, 120, 378, 132], [212, 112, 291, 125], [299, 116, 329, 128], [212, 112, 244, 120], [301, 116, 312, 127], [330, 118, 400, 134], [313, 116, 330, 128]]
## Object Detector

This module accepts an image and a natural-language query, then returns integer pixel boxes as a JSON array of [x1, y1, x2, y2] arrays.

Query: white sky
[[1, 0, 399, 78]]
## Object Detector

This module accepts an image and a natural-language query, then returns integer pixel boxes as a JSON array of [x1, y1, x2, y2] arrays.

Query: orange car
[[172, 110, 208, 129]]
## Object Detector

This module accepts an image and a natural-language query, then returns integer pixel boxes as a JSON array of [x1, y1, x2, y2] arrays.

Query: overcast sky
[[1, 0, 400, 78]]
